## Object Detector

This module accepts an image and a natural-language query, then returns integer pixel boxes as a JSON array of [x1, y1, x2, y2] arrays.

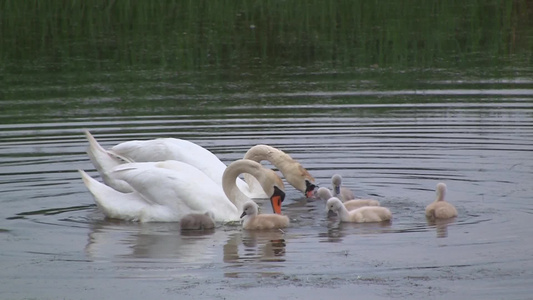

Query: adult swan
[[83, 130, 264, 197], [78, 159, 285, 222], [84, 131, 316, 197]]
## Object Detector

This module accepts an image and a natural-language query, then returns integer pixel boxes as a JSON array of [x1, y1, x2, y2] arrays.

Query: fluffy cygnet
[[331, 174, 356, 201], [180, 211, 216, 230], [240, 201, 290, 230], [326, 197, 392, 223], [316, 187, 334, 201], [317, 186, 380, 210], [425, 183, 457, 220], [343, 198, 381, 210]]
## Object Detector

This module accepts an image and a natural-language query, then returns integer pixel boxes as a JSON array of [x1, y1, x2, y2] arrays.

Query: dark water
[[1, 2, 533, 299]]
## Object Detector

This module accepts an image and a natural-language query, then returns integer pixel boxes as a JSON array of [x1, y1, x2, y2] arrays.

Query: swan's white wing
[[107, 137, 260, 197], [110, 138, 228, 186], [110, 162, 240, 222]]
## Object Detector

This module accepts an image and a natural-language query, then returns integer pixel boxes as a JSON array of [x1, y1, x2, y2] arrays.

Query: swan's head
[[317, 187, 333, 201], [244, 144, 316, 198], [331, 174, 342, 195], [284, 164, 316, 198], [240, 201, 259, 218], [325, 197, 343, 214], [305, 179, 318, 198], [436, 183, 447, 201]]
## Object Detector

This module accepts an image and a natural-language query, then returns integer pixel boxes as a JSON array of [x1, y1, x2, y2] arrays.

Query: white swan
[[83, 130, 265, 197], [317, 187, 380, 210], [240, 201, 290, 230], [243, 144, 316, 197], [326, 197, 392, 223], [425, 183, 457, 220], [78, 159, 285, 222], [331, 174, 355, 201], [85, 131, 316, 198], [180, 211, 216, 230]]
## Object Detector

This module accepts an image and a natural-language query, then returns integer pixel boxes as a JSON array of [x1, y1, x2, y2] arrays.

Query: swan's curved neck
[[223, 160, 272, 211], [245, 145, 315, 194], [244, 145, 292, 168]]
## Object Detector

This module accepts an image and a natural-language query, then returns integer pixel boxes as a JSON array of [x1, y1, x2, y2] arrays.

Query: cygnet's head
[[331, 174, 343, 194], [331, 174, 343, 186], [316, 187, 333, 201], [325, 197, 343, 213], [240, 201, 259, 218]]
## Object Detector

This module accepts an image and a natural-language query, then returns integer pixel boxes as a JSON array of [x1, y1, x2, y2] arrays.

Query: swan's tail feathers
[[85, 130, 133, 169], [78, 169, 147, 221], [84, 130, 134, 192]]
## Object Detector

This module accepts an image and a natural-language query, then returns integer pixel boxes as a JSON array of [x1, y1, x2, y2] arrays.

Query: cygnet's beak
[[240, 211, 247, 218], [326, 208, 337, 217]]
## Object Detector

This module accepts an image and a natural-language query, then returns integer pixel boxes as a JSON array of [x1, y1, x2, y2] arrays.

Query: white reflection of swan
[[84, 221, 229, 262], [427, 217, 456, 238], [223, 230, 287, 265], [85, 222, 287, 272]]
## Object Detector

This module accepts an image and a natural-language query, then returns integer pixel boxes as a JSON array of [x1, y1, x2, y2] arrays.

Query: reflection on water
[[427, 218, 456, 238], [1, 93, 531, 299], [1, 68, 532, 299], [82, 217, 288, 266], [224, 230, 287, 264], [85, 220, 227, 262], [320, 218, 394, 243], [223, 230, 287, 280]]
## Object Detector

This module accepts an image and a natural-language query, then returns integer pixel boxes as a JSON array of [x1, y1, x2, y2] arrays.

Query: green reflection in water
[[1, 0, 531, 73], [1, 1, 532, 124]]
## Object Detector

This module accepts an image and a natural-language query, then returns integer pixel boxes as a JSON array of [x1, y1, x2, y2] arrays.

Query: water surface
[[1, 1, 533, 299]]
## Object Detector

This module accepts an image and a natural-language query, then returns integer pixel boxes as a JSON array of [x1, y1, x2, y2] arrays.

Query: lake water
[[1, 2, 533, 299]]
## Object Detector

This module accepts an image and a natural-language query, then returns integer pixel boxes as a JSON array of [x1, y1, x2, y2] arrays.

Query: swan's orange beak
[[271, 195, 282, 214], [270, 186, 285, 214]]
